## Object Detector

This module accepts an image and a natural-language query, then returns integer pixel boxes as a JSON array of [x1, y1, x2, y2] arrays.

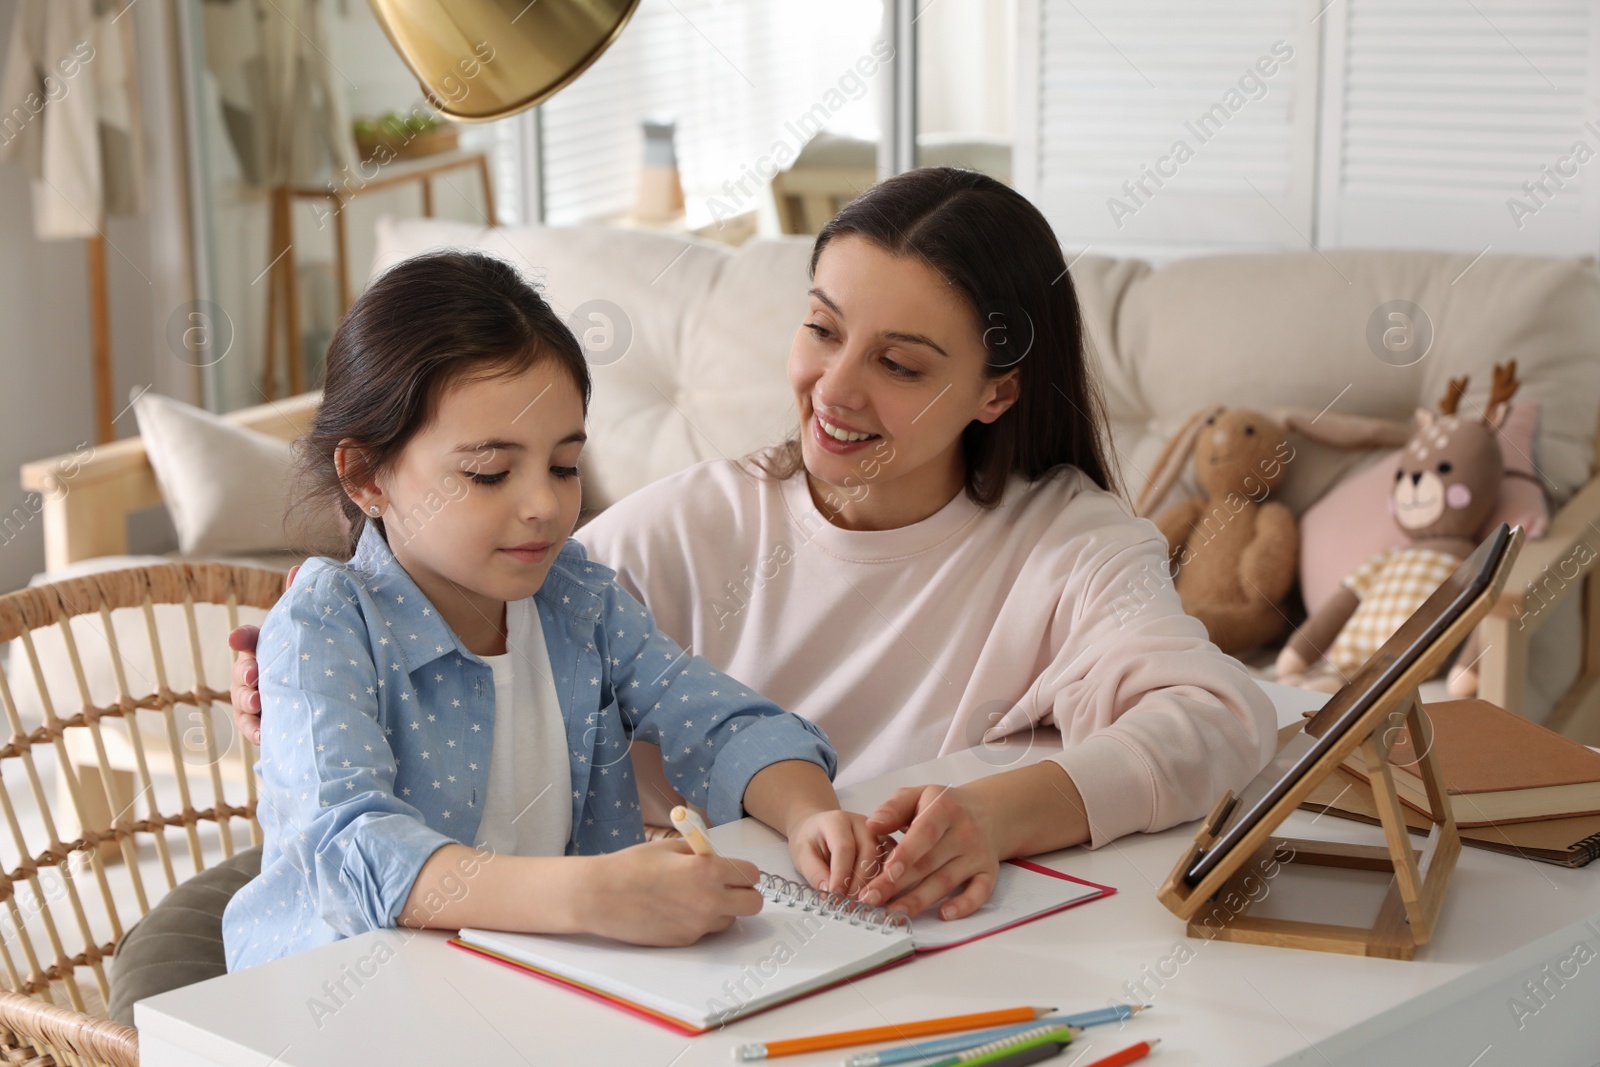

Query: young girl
[[222, 251, 873, 972]]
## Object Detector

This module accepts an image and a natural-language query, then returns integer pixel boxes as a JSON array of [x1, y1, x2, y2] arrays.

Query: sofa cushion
[[107, 844, 262, 1027], [370, 217, 810, 511], [1094, 250, 1600, 519], [133, 391, 345, 557]]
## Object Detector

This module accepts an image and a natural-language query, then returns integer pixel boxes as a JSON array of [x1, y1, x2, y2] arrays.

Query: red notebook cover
[[448, 938, 918, 1036], [449, 862, 1114, 1034]]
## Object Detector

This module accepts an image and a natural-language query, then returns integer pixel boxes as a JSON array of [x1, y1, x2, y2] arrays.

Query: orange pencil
[[735, 1006, 1057, 1060]]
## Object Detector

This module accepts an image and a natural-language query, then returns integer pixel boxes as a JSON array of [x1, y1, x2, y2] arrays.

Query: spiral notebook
[[451, 847, 1111, 1033]]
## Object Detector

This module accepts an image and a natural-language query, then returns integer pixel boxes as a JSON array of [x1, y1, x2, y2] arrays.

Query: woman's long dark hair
[[758, 166, 1121, 506], [293, 249, 591, 556]]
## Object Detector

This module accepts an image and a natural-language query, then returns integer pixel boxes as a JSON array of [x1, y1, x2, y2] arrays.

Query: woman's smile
[[812, 412, 881, 454]]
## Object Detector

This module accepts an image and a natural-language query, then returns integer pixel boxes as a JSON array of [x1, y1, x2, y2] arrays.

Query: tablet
[[1182, 523, 1515, 887]]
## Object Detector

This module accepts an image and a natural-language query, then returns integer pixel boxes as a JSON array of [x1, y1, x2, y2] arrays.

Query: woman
[[230, 167, 1276, 922]]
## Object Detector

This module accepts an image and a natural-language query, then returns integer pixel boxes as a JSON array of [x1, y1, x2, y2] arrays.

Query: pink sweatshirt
[[577, 460, 1276, 847]]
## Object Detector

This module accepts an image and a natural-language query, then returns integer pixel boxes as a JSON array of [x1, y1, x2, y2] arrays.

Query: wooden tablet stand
[[1157, 527, 1523, 960]]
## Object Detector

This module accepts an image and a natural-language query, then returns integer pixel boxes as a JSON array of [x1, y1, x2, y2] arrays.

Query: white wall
[[0, 0, 191, 594], [0, 151, 98, 594]]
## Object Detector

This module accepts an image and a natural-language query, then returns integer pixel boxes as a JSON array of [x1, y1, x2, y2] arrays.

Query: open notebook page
[[731, 840, 1102, 951], [459, 902, 913, 1031]]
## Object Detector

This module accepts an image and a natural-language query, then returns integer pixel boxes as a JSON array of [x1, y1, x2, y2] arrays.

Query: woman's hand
[[580, 839, 765, 946], [786, 809, 895, 898], [229, 565, 298, 746], [228, 626, 263, 745], [856, 784, 1003, 921]]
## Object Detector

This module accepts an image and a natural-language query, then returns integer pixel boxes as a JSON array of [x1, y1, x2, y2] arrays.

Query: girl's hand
[[787, 809, 895, 898], [580, 839, 765, 946], [856, 785, 1002, 921]]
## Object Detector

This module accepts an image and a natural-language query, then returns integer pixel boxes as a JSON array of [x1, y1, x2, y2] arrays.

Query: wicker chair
[[0, 562, 285, 1067]]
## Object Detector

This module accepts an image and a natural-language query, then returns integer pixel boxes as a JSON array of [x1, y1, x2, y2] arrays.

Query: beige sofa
[[19, 218, 1600, 757]]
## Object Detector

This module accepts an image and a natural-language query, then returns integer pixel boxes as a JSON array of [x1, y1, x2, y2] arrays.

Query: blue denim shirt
[[223, 524, 835, 971]]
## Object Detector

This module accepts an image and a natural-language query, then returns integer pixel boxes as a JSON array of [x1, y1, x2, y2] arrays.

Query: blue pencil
[[847, 1006, 1147, 1067], [845, 1022, 1047, 1067], [1055, 1004, 1146, 1029]]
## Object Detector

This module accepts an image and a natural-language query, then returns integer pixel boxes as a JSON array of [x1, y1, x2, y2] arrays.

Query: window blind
[[539, 0, 884, 226], [1316, 0, 1599, 255], [1018, 0, 1321, 256]]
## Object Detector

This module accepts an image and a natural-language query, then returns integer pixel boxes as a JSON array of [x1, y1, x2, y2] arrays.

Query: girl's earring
[[368, 505, 381, 516]]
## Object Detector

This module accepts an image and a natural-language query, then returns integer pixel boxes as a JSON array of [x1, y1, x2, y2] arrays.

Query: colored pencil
[[733, 1006, 1057, 1060]]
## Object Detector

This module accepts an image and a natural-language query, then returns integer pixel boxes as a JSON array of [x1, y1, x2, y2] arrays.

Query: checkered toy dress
[[1326, 545, 1461, 675]]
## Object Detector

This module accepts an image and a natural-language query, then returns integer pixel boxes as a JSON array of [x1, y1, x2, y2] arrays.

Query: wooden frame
[[263, 150, 496, 399], [1158, 527, 1523, 960]]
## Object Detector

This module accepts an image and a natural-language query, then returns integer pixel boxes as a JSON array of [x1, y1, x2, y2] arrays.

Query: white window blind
[[539, 0, 883, 227], [1017, 0, 1321, 256], [1316, 0, 1600, 255]]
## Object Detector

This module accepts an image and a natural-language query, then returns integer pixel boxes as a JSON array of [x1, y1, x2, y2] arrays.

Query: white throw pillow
[[133, 391, 345, 556]]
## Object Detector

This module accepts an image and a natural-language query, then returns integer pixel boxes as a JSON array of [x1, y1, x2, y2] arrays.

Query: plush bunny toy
[[1134, 407, 1412, 655], [1134, 408, 1299, 654], [1276, 363, 1519, 692]]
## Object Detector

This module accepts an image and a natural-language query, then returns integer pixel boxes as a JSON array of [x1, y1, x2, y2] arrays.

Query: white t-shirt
[[474, 598, 572, 856]]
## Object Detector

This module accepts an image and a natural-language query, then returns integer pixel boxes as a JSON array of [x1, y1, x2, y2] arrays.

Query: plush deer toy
[[1276, 363, 1519, 692]]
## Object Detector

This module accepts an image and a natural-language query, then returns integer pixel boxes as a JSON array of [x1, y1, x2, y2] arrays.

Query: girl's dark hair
[[756, 166, 1121, 507], [294, 249, 591, 556]]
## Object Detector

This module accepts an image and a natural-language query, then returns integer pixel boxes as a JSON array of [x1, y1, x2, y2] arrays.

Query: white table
[[138, 682, 1600, 1066]]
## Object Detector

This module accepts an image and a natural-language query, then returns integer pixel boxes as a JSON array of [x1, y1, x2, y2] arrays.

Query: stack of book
[[1297, 698, 1600, 868]]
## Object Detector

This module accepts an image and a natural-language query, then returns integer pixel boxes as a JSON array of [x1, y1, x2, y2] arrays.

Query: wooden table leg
[[86, 235, 113, 443], [331, 194, 352, 317], [262, 186, 290, 399], [280, 192, 305, 396], [478, 155, 497, 226]]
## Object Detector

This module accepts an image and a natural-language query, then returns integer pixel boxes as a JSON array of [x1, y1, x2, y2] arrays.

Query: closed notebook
[[1337, 698, 1600, 826], [452, 844, 1111, 1033], [1301, 763, 1600, 868]]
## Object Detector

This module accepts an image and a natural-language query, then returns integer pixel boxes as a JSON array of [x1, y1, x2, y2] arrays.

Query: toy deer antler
[[1439, 376, 1468, 416], [1487, 360, 1521, 418]]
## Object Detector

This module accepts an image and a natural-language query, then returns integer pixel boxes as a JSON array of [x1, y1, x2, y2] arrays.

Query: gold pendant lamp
[[368, 0, 642, 121]]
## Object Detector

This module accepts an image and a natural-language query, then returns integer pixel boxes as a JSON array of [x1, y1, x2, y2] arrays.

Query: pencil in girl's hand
[[670, 805, 718, 856]]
